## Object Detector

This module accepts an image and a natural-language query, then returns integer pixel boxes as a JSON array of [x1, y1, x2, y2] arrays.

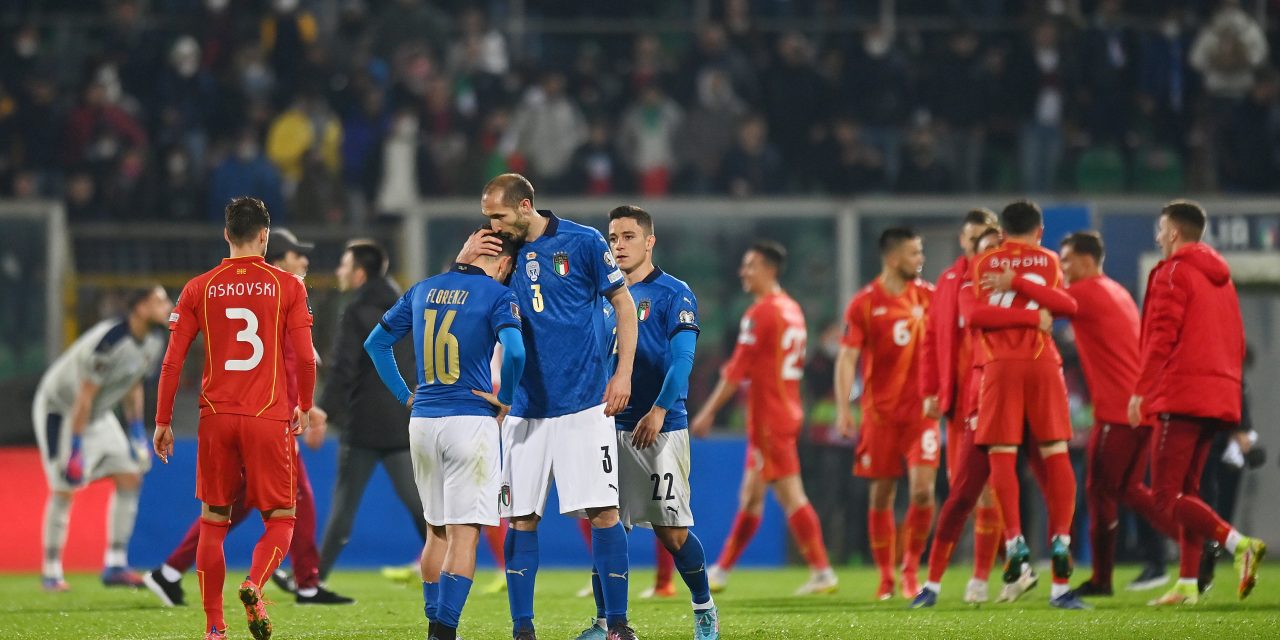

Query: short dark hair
[[125, 284, 162, 312], [608, 205, 654, 235], [879, 227, 919, 255], [972, 224, 1001, 255], [748, 240, 787, 272], [1061, 230, 1105, 261], [963, 208, 998, 227], [1000, 200, 1043, 235], [1161, 199, 1207, 241], [483, 173, 535, 209], [345, 241, 388, 279], [225, 196, 271, 244], [475, 225, 523, 260]]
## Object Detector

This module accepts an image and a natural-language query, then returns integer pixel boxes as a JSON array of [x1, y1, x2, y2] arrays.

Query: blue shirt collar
[[641, 266, 664, 285], [537, 209, 560, 237], [453, 262, 487, 276]]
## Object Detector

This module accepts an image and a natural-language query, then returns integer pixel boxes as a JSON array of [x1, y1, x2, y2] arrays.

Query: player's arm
[[473, 327, 526, 425], [961, 280, 1048, 331], [363, 288, 417, 407], [57, 378, 101, 485], [121, 380, 151, 468], [603, 283, 637, 417], [918, 297, 942, 419], [834, 298, 864, 437], [692, 311, 757, 437], [981, 266, 1077, 316], [288, 323, 317, 434], [154, 283, 200, 463], [1131, 267, 1189, 425], [632, 329, 697, 449]]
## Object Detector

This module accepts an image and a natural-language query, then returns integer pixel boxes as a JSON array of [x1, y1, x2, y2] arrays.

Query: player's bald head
[[483, 173, 535, 210]]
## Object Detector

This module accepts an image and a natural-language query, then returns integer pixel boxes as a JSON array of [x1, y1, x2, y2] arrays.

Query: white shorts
[[32, 393, 139, 492], [618, 429, 695, 529], [501, 403, 619, 518], [409, 416, 501, 527]]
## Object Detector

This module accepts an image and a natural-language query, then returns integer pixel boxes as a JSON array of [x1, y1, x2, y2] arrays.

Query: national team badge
[[912, 305, 924, 319], [678, 310, 695, 325], [510, 302, 521, 321], [526, 260, 540, 282], [637, 300, 651, 321], [499, 484, 512, 507], [553, 252, 570, 277]]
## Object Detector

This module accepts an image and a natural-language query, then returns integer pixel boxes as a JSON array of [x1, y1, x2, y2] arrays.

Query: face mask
[[237, 141, 258, 161], [274, 0, 300, 13], [864, 36, 890, 58], [1161, 20, 1180, 39], [206, 0, 229, 11], [16, 36, 37, 58]]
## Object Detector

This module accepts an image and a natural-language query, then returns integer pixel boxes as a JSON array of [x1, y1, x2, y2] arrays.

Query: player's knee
[[587, 507, 619, 528], [654, 526, 688, 552], [113, 472, 142, 491], [909, 487, 934, 507], [508, 515, 540, 531]]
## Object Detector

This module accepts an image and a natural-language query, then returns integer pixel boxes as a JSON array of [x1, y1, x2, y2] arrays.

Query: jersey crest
[[637, 300, 651, 321], [553, 251, 570, 277]]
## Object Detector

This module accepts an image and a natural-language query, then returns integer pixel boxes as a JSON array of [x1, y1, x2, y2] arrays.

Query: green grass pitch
[[2, 565, 1276, 639]]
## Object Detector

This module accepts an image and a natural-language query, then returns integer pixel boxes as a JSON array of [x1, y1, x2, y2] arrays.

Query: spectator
[[674, 68, 745, 194], [568, 118, 628, 195], [266, 92, 342, 192], [63, 70, 148, 171], [1, 24, 41, 98], [926, 28, 990, 191], [622, 34, 674, 101], [208, 129, 286, 222], [156, 147, 204, 221], [841, 26, 912, 185], [503, 72, 587, 190], [1221, 68, 1280, 191], [1080, 0, 1137, 147], [447, 7, 508, 77], [341, 86, 388, 224], [260, 0, 320, 103], [421, 77, 473, 194], [1138, 7, 1196, 149], [762, 32, 827, 186], [155, 36, 216, 170], [820, 117, 887, 194], [618, 83, 682, 196], [65, 170, 108, 222], [372, 0, 451, 60], [1014, 21, 1078, 192], [678, 23, 760, 108], [1190, 0, 1269, 101], [719, 114, 784, 196], [372, 108, 438, 214], [896, 127, 954, 193]]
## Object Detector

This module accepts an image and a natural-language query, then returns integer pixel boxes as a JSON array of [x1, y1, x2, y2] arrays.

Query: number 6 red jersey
[[156, 255, 314, 424], [722, 291, 806, 437], [840, 277, 934, 426], [970, 239, 1069, 364]]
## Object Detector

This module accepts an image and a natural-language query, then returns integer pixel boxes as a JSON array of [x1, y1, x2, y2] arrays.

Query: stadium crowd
[[2, 0, 1280, 225]]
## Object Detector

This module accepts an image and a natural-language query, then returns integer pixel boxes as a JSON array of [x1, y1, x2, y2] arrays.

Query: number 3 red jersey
[[841, 277, 934, 426], [970, 239, 1065, 364], [157, 255, 314, 424], [722, 292, 806, 436]]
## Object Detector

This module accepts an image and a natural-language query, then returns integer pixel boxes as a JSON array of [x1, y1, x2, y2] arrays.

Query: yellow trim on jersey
[[250, 262, 284, 417], [201, 264, 239, 414]]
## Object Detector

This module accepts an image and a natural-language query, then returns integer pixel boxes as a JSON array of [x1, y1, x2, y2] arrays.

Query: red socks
[[972, 506, 1002, 581], [868, 508, 896, 583], [1041, 452, 1077, 539], [716, 511, 762, 571], [249, 516, 295, 590], [987, 451, 1022, 541], [196, 518, 230, 632], [786, 504, 831, 570], [655, 539, 675, 589], [902, 505, 934, 575], [578, 518, 594, 549], [484, 524, 507, 569]]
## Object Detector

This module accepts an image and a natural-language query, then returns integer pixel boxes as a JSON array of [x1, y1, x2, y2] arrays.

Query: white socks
[[105, 486, 140, 568], [1050, 582, 1070, 599], [693, 596, 715, 612], [1225, 530, 1243, 554], [161, 564, 183, 582], [42, 493, 72, 578], [924, 580, 942, 595]]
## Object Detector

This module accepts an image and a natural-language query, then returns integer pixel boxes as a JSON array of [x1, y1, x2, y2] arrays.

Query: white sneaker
[[996, 566, 1038, 603], [575, 578, 595, 598], [707, 565, 728, 594], [963, 578, 989, 604], [794, 568, 839, 595]]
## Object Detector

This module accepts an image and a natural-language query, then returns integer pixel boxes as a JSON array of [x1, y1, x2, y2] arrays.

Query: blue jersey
[[510, 210, 625, 418], [379, 263, 521, 419], [615, 268, 700, 432]]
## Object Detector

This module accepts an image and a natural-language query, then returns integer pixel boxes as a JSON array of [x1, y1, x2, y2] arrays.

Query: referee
[[316, 240, 427, 581]]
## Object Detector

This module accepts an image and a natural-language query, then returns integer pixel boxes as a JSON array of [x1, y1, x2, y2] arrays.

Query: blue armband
[[364, 324, 413, 406], [497, 326, 526, 406], [655, 330, 697, 411]]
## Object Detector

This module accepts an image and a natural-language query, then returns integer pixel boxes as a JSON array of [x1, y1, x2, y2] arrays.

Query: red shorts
[[975, 359, 1072, 446], [854, 416, 940, 479], [197, 414, 296, 511], [745, 430, 800, 482]]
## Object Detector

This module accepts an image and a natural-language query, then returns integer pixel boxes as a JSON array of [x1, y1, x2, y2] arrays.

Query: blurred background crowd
[[3, 0, 1280, 227]]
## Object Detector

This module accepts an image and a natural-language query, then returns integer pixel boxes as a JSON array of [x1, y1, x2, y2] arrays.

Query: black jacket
[[318, 277, 414, 450]]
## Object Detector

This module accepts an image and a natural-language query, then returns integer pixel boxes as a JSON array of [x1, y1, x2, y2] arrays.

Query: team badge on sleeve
[[679, 310, 696, 325], [604, 251, 616, 268], [637, 300, 651, 321], [526, 260, 540, 282], [553, 252, 570, 277], [511, 302, 521, 321]]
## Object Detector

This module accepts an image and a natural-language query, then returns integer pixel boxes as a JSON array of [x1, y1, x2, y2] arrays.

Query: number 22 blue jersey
[[615, 267, 699, 432], [510, 210, 625, 419], [379, 263, 521, 418]]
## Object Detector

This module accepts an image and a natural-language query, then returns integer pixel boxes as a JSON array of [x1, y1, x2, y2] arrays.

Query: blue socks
[[672, 532, 713, 608], [591, 522, 630, 628], [505, 528, 538, 634], [591, 569, 606, 620], [422, 581, 439, 621], [436, 572, 473, 629]]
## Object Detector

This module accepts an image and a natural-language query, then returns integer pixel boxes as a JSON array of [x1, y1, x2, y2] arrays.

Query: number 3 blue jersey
[[510, 210, 625, 419], [615, 268, 699, 432], [379, 263, 521, 419]]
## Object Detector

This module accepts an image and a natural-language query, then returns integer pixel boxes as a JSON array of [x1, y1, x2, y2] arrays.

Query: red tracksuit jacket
[[918, 255, 969, 418]]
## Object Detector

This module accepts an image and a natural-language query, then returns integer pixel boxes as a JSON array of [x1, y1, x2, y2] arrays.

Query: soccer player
[[1055, 231, 1178, 599], [144, 229, 349, 607], [33, 285, 171, 591], [691, 241, 837, 596], [917, 209, 1004, 604], [834, 228, 938, 601], [1128, 200, 1265, 605], [153, 197, 316, 640], [363, 231, 526, 640], [574, 206, 717, 640], [970, 200, 1084, 610], [459, 173, 639, 640]]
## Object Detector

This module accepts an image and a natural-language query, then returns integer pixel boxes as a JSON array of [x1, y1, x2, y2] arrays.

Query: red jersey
[[841, 277, 934, 425], [970, 240, 1072, 364], [1065, 275, 1141, 426], [722, 291, 806, 435], [156, 255, 315, 424]]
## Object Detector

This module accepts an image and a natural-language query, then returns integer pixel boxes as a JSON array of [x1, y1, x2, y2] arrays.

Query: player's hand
[[602, 372, 631, 417], [631, 407, 666, 450], [291, 406, 310, 436], [835, 409, 858, 440], [456, 228, 503, 263], [62, 435, 85, 485], [1127, 395, 1143, 427], [1038, 308, 1053, 333], [471, 389, 511, 424], [690, 411, 713, 438], [922, 395, 941, 420], [153, 424, 174, 464], [405, 396, 414, 410], [981, 266, 1017, 293], [304, 407, 327, 450]]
